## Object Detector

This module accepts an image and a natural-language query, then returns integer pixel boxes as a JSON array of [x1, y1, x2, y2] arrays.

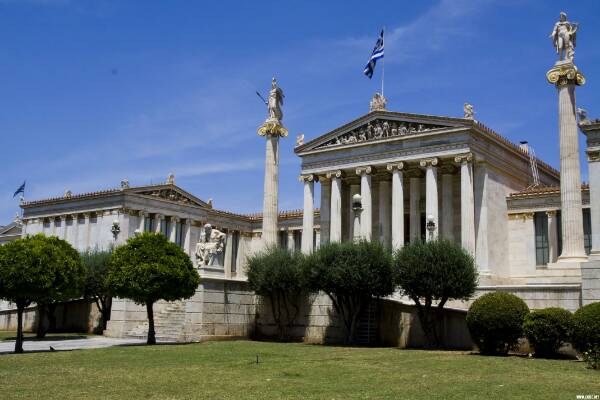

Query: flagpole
[[381, 26, 385, 97]]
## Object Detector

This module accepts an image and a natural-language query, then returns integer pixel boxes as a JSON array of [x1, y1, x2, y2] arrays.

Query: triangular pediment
[[0, 223, 22, 236], [295, 111, 470, 154], [131, 184, 209, 208]]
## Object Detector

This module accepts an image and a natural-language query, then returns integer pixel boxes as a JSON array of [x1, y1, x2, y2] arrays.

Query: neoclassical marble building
[[3, 12, 599, 342]]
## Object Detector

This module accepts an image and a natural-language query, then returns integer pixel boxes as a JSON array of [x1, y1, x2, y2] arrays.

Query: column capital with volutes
[[299, 174, 317, 183], [454, 152, 473, 164], [386, 162, 405, 172], [419, 157, 439, 168], [355, 166, 373, 176], [326, 170, 343, 179]]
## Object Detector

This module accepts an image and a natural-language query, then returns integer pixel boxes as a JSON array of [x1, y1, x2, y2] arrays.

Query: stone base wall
[[0, 299, 101, 333], [581, 260, 600, 306]]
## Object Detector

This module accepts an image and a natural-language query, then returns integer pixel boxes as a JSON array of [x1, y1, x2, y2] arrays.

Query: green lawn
[[0, 340, 597, 400]]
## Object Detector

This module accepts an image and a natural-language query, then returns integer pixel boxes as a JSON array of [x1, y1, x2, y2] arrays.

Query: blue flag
[[13, 181, 25, 198], [363, 29, 384, 79]]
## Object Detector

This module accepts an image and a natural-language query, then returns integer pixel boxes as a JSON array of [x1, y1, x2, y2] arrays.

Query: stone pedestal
[[547, 61, 587, 263]]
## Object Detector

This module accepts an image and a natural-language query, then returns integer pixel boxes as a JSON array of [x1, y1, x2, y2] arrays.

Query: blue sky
[[1, 0, 600, 223]]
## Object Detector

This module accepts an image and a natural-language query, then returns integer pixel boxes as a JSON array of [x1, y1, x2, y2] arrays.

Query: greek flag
[[13, 181, 25, 198], [363, 29, 384, 79]]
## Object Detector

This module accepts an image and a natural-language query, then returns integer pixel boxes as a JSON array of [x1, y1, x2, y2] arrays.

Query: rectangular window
[[534, 212, 549, 265], [584, 208, 592, 255], [231, 231, 240, 273], [278, 231, 288, 249], [175, 221, 184, 247]]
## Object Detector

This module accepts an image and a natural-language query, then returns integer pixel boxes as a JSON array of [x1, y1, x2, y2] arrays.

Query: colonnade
[[300, 153, 476, 255]]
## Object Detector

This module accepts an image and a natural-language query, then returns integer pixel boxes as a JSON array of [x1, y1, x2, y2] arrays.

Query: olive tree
[[303, 240, 395, 344], [107, 232, 200, 344], [81, 248, 113, 331], [0, 234, 84, 353], [393, 239, 478, 348], [247, 246, 304, 340]]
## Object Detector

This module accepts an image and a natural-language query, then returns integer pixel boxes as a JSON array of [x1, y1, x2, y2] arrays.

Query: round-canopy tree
[[393, 239, 478, 348], [0, 234, 84, 353], [247, 246, 304, 340], [107, 232, 200, 344], [303, 240, 395, 345]]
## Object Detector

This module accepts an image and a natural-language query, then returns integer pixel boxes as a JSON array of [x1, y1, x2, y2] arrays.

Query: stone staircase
[[125, 301, 187, 342]]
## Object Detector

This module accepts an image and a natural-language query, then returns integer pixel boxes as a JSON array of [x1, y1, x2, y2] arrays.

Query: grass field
[[0, 340, 598, 399]]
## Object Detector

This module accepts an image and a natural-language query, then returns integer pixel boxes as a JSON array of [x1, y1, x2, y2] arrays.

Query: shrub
[[523, 307, 572, 358], [393, 239, 477, 348], [582, 345, 600, 369], [466, 292, 529, 355], [571, 302, 600, 353], [81, 248, 113, 331], [247, 246, 304, 340], [302, 240, 394, 345]]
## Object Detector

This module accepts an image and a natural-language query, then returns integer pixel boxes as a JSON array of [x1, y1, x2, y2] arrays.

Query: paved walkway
[[0, 336, 145, 354]]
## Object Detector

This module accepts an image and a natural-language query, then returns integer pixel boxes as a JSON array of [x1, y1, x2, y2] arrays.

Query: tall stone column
[[387, 163, 405, 250], [300, 174, 315, 253], [169, 217, 179, 243], [83, 213, 91, 249], [71, 214, 80, 250], [320, 177, 331, 245], [287, 230, 295, 251], [547, 210, 559, 263], [455, 153, 475, 255], [357, 166, 373, 240], [547, 61, 587, 262], [420, 158, 439, 241], [441, 168, 455, 240], [378, 179, 391, 246], [155, 214, 163, 234], [409, 174, 422, 242], [138, 211, 146, 233], [327, 170, 343, 242], [184, 219, 193, 255], [257, 78, 288, 249], [60, 215, 68, 240]]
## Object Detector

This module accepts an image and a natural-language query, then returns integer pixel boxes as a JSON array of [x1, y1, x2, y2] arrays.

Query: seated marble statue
[[195, 223, 226, 267]]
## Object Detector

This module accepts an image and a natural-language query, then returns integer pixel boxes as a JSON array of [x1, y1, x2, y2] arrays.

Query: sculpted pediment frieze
[[134, 187, 208, 208], [315, 118, 448, 150]]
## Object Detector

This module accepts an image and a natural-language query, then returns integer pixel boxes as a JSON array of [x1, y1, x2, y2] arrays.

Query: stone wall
[[0, 299, 102, 333], [581, 260, 600, 305]]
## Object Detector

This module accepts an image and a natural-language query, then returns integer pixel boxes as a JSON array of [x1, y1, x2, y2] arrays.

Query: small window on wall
[[534, 212, 549, 265], [584, 208, 592, 255]]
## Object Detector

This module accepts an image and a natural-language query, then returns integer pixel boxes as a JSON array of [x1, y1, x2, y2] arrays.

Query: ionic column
[[387, 162, 405, 250], [71, 214, 80, 249], [547, 62, 587, 262], [138, 211, 146, 233], [455, 153, 475, 255], [155, 214, 163, 234], [547, 210, 559, 263], [83, 213, 91, 249], [420, 158, 439, 241], [184, 219, 193, 255], [261, 134, 280, 248], [441, 167, 455, 240], [51, 217, 57, 236], [60, 215, 68, 240], [327, 170, 343, 242], [320, 177, 331, 245], [409, 173, 422, 242], [169, 217, 179, 243], [356, 166, 373, 240], [287, 230, 295, 251], [300, 174, 315, 253], [96, 211, 105, 245]]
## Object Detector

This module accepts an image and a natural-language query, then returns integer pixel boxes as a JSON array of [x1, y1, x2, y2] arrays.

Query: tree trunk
[[146, 302, 156, 345], [15, 304, 25, 354], [36, 304, 47, 339], [47, 303, 57, 332]]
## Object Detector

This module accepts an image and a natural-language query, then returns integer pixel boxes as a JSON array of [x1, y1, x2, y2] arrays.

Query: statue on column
[[258, 77, 288, 137], [550, 12, 578, 62], [195, 223, 226, 266]]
